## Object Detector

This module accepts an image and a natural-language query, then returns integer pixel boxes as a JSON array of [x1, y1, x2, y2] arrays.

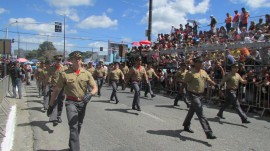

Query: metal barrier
[[0, 75, 12, 137]]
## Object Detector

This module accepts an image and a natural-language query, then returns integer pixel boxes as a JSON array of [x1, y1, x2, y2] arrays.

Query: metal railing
[[0, 75, 12, 137]]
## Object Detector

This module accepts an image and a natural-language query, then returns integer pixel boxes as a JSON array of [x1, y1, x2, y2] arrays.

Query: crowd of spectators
[[128, 7, 270, 112]]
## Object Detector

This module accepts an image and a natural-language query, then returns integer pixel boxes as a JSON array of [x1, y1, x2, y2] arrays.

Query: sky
[[0, 0, 270, 55]]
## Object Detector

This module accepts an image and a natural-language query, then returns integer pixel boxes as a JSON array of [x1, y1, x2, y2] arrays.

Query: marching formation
[[23, 50, 254, 151]]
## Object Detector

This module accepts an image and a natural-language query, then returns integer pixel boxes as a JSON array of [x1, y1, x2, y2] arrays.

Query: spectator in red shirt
[[240, 7, 249, 30], [225, 13, 233, 34], [232, 10, 240, 33]]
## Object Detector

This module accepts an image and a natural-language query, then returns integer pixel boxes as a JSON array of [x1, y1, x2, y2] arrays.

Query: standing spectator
[[239, 7, 249, 30], [256, 18, 264, 31], [10, 61, 23, 99], [232, 10, 240, 32], [225, 13, 232, 34], [209, 15, 217, 35], [193, 21, 198, 36], [265, 14, 270, 27], [25, 63, 32, 85]]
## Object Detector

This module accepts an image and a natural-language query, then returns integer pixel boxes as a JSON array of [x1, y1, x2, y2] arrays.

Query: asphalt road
[[12, 83, 270, 151]]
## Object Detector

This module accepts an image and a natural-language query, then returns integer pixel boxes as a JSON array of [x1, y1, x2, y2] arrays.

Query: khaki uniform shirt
[[56, 68, 96, 98], [48, 64, 68, 86], [121, 66, 129, 75], [174, 69, 187, 83], [41, 68, 49, 85], [108, 68, 124, 81], [35, 68, 43, 82], [146, 68, 158, 79], [184, 69, 211, 94], [221, 73, 243, 90], [126, 66, 147, 82], [87, 67, 95, 75], [93, 68, 107, 79]]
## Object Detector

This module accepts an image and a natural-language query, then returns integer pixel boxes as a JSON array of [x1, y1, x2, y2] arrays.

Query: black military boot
[[206, 132, 217, 139]]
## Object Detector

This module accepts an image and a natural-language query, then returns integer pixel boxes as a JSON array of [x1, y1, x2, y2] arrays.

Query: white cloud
[[55, 8, 80, 22], [229, 0, 270, 9], [122, 9, 139, 18], [141, 0, 211, 35], [197, 18, 208, 25], [78, 14, 118, 29], [47, 0, 95, 8], [0, 8, 7, 14], [88, 41, 108, 50], [9, 18, 55, 35], [106, 8, 113, 13]]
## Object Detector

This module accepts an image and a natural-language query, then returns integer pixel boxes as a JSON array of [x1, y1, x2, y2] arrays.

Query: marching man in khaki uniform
[[217, 63, 251, 123], [42, 60, 51, 110], [47, 55, 68, 126], [125, 56, 148, 111], [107, 62, 124, 104], [93, 61, 107, 96], [87, 62, 95, 75], [182, 56, 217, 139], [120, 62, 129, 90], [48, 51, 97, 151], [173, 63, 190, 108], [35, 61, 45, 98], [144, 63, 158, 98]]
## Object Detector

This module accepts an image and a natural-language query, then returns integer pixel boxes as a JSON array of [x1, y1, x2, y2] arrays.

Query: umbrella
[[140, 40, 151, 45], [132, 42, 141, 46], [17, 58, 28, 63]]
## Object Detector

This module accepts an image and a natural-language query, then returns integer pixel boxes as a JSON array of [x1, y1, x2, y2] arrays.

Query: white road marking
[[1, 105, 16, 151], [141, 111, 165, 122]]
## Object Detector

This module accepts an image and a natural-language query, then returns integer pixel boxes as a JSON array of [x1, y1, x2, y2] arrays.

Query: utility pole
[[148, 0, 153, 41], [63, 15, 66, 62]]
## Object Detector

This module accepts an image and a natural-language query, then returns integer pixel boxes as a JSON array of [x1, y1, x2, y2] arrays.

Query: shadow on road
[[147, 129, 212, 147], [91, 100, 110, 104], [17, 121, 54, 133], [155, 105, 189, 111], [21, 107, 46, 113], [105, 108, 139, 116], [26, 100, 43, 105], [197, 117, 248, 128]]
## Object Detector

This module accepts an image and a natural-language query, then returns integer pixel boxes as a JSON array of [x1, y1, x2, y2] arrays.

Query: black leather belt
[[187, 91, 203, 96]]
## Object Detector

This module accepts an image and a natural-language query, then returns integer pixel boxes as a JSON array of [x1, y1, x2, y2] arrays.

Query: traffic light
[[55, 22, 62, 32], [12, 39, 15, 43], [100, 47, 103, 51]]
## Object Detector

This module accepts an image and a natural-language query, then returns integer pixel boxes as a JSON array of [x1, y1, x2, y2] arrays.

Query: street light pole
[[63, 15, 66, 62], [148, 0, 153, 41], [4, 21, 18, 77]]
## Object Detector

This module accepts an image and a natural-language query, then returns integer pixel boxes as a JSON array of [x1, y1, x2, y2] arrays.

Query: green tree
[[37, 41, 58, 60], [25, 50, 38, 60]]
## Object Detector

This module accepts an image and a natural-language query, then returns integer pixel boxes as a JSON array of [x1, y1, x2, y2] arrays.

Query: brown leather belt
[[66, 96, 82, 101]]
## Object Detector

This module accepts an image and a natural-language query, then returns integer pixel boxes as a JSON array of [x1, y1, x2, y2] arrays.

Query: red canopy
[[140, 40, 151, 45], [17, 58, 28, 63], [132, 42, 141, 46]]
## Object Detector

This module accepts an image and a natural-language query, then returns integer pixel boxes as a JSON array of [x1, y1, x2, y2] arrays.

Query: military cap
[[53, 55, 63, 60], [114, 61, 120, 65], [231, 62, 239, 68], [69, 51, 82, 58], [99, 60, 104, 64], [192, 56, 204, 63], [88, 61, 93, 65], [40, 60, 45, 64]]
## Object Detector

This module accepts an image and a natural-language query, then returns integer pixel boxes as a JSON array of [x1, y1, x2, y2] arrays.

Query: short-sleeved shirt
[[56, 68, 96, 98], [221, 73, 243, 89], [174, 69, 187, 83], [127, 66, 147, 82], [48, 64, 68, 86], [184, 69, 211, 93], [121, 66, 129, 75], [108, 68, 124, 81], [87, 67, 95, 75], [94, 68, 106, 78], [146, 68, 157, 79]]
